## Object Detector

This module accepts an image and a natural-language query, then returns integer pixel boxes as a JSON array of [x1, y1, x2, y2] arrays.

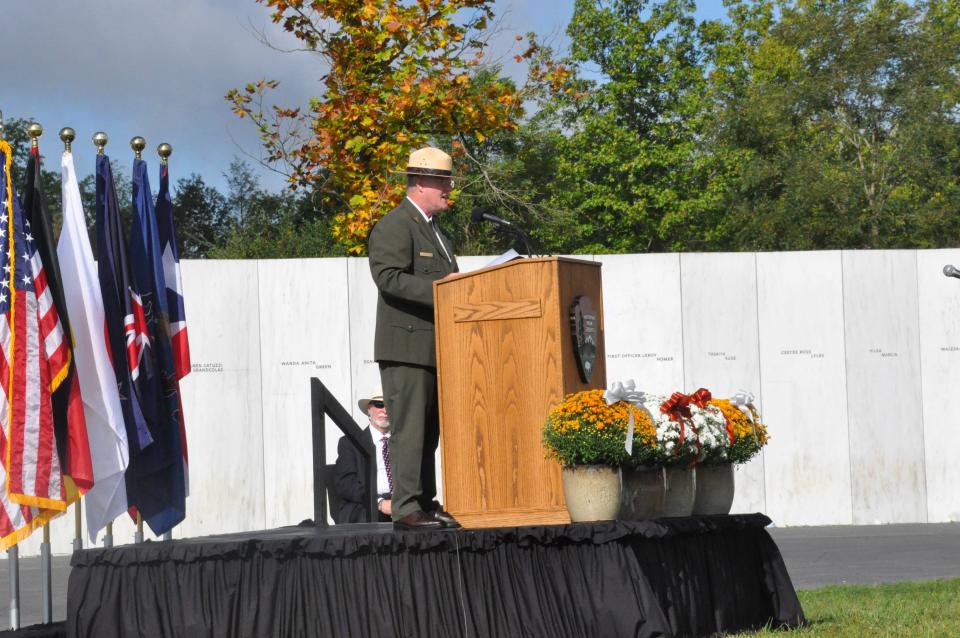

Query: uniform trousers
[[379, 361, 440, 520]]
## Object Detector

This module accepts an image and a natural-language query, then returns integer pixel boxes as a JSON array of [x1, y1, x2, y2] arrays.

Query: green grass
[[734, 579, 960, 637]]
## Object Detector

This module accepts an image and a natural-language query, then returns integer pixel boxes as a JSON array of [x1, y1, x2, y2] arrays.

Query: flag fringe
[[48, 350, 71, 393], [7, 492, 67, 511], [0, 507, 65, 552], [2, 141, 15, 496]]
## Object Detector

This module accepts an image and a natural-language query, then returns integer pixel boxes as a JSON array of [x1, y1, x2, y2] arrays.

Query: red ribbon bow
[[660, 392, 692, 445], [660, 391, 708, 463], [689, 388, 712, 409]]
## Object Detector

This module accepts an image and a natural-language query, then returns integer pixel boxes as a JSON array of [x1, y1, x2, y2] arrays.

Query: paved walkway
[[769, 522, 960, 589], [0, 522, 958, 627]]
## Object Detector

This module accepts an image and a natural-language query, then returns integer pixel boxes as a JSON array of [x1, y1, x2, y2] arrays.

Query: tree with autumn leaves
[[227, 0, 557, 255], [230, 0, 960, 257]]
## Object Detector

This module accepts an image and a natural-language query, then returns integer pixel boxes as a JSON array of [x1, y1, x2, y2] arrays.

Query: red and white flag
[[58, 150, 130, 541]]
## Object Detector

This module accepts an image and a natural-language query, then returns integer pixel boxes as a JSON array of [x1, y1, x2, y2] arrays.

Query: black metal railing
[[310, 378, 377, 526]]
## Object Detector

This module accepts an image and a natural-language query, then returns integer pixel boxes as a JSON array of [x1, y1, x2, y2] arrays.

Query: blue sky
[[0, 1, 729, 194]]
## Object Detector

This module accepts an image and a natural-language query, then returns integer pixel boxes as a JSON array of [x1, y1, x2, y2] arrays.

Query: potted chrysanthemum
[[692, 394, 769, 515], [543, 389, 638, 521]]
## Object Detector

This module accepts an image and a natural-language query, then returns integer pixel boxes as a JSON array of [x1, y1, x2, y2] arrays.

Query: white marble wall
[[756, 252, 852, 526], [257, 258, 353, 529], [176, 260, 266, 537], [680, 253, 766, 515], [347, 258, 381, 427], [14, 247, 960, 559], [596, 253, 685, 391], [842, 251, 927, 525], [916, 249, 960, 523]]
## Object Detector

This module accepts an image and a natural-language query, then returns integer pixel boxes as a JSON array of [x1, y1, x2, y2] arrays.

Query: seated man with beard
[[333, 388, 393, 523]]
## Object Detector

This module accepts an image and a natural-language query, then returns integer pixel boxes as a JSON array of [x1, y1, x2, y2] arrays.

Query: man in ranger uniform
[[368, 147, 460, 530]]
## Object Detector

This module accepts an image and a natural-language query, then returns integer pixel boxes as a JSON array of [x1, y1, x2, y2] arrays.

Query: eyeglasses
[[421, 176, 455, 190], [369, 400, 385, 409]]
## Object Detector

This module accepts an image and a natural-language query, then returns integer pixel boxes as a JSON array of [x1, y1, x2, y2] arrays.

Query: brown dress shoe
[[431, 510, 461, 528], [393, 510, 443, 530]]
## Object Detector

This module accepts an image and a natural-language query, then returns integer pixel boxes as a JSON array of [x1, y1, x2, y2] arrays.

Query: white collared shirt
[[406, 197, 452, 262], [373, 429, 391, 497]]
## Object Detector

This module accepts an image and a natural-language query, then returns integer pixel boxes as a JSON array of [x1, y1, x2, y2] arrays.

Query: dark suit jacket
[[333, 427, 390, 524], [368, 198, 459, 367]]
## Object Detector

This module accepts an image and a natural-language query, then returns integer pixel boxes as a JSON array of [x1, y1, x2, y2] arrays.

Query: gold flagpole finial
[[130, 136, 146, 160], [59, 127, 76, 153], [93, 132, 108, 155], [157, 143, 172, 165], [27, 122, 43, 149]]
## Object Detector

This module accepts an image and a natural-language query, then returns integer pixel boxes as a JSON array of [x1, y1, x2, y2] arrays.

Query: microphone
[[944, 264, 960, 279], [470, 206, 534, 257], [471, 206, 512, 227]]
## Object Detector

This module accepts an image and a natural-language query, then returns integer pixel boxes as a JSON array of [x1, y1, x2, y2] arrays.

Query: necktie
[[431, 219, 451, 262], [381, 436, 393, 493]]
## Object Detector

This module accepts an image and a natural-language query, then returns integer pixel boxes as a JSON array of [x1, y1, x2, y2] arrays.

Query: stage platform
[[61, 513, 803, 637]]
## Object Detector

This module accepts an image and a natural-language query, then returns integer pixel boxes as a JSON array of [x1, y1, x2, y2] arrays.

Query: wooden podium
[[433, 257, 606, 528]]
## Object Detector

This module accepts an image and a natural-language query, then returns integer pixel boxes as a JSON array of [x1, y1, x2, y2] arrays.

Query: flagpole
[[158, 143, 172, 165], [2, 113, 18, 633], [41, 526, 52, 624], [131, 136, 147, 546], [93, 131, 108, 156], [93, 132, 116, 550], [28, 122, 55, 626], [131, 136, 145, 161], [61, 127, 87, 555], [157, 142, 175, 542], [7, 545, 18, 630]]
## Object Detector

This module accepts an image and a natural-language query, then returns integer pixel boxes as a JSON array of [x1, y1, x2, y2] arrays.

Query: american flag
[[0, 141, 65, 548]]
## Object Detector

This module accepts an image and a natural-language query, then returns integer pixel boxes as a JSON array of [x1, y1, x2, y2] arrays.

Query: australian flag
[[95, 156, 152, 455], [126, 158, 185, 535]]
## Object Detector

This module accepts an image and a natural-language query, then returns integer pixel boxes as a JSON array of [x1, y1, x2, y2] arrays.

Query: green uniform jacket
[[369, 198, 459, 367]]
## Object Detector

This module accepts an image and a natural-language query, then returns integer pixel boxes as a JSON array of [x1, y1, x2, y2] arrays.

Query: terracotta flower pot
[[692, 463, 735, 515], [561, 465, 621, 522]]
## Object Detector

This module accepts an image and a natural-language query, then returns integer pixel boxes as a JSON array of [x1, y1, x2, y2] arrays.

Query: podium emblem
[[569, 296, 598, 382]]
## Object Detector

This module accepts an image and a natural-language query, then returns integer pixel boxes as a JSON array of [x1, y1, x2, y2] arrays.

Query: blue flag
[[126, 158, 185, 535], [156, 163, 190, 495], [95, 155, 152, 454], [156, 164, 190, 378]]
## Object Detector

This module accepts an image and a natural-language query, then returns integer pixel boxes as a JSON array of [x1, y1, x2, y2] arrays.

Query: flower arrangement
[[597, 383, 770, 468], [543, 389, 651, 468], [544, 384, 770, 469], [708, 398, 769, 464]]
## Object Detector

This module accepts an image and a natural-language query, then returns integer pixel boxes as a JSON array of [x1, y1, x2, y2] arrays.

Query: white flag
[[57, 151, 129, 542]]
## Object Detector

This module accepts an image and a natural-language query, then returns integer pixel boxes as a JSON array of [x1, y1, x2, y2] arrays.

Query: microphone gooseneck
[[471, 206, 512, 227], [470, 206, 533, 257]]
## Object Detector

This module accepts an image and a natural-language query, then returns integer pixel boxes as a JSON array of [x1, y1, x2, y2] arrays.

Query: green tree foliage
[[209, 159, 344, 258], [226, 0, 545, 255], [1, 118, 66, 234], [473, 0, 960, 255], [172, 174, 231, 258], [710, 0, 960, 249], [517, 0, 740, 254]]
